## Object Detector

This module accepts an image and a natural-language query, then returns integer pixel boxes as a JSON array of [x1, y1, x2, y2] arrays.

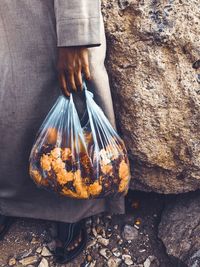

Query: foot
[[54, 220, 87, 264], [56, 229, 82, 251]]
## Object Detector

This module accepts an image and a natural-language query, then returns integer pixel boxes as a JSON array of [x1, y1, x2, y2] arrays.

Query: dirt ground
[[0, 191, 178, 267]]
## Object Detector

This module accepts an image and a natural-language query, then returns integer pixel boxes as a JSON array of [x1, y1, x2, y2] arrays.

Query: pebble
[[8, 257, 16, 266], [122, 225, 138, 241], [97, 236, 109, 246], [114, 225, 118, 230], [31, 237, 40, 244], [87, 239, 97, 249], [92, 227, 98, 237], [41, 247, 52, 257], [99, 248, 112, 259], [112, 248, 121, 257], [38, 258, 49, 267], [143, 256, 159, 267], [19, 256, 38, 266], [107, 256, 122, 267], [36, 247, 42, 254], [122, 254, 134, 266], [88, 260, 96, 267], [87, 255, 92, 262], [46, 240, 56, 251]]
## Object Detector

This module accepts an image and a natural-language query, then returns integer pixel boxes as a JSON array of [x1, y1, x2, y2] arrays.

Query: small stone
[[36, 247, 42, 254], [46, 240, 56, 251], [87, 239, 97, 249], [112, 248, 121, 258], [88, 260, 96, 267], [118, 239, 123, 245], [92, 227, 98, 237], [143, 256, 159, 267], [114, 225, 118, 230], [19, 256, 38, 266], [107, 256, 122, 267], [134, 224, 140, 230], [8, 257, 16, 266], [122, 225, 138, 241], [99, 248, 112, 259], [38, 258, 49, 267], [87, 255, 92, 262], [122, 254, 133, 266], [135, 218, 142, 225], [97, 236, 109, 246], [41, 247, 52, 257]]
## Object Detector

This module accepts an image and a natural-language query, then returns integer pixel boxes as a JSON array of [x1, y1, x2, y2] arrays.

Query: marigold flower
[[40, 154, 51, 171], [61, 148, 72, 161], [88, 181, 102, 196], [50, 147, 62, 159], [57, 170, 74, 185], [51, 158, 65, 173]]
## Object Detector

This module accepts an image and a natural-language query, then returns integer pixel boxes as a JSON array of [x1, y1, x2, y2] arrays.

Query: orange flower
[[51, 158, 65, 173], [118, 159, 130, 192], [101, 164, 112, 175], [40, 154, 51, 171], [88, 181, 102, 196], [61, 148, 72, 161], [57, 170, 74, 185], [73, 170, 88, 199], [61, 187, 79, 198], [50, 147, 62, 159]]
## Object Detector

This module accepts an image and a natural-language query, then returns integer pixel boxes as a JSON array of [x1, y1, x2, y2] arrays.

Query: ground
[[0, 191, 177, 267]]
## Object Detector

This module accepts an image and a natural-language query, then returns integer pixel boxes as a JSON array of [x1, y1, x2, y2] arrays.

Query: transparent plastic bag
[[29, 81, 131, 199]]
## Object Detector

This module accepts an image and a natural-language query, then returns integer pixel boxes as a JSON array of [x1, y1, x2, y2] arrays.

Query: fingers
[[74, 61, 83, 91], [58, 71, 70, 97], [81, 50, 91, 80]]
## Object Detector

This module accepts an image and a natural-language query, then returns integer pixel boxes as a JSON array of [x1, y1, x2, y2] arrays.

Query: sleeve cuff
[[56, 17, 101, 47]]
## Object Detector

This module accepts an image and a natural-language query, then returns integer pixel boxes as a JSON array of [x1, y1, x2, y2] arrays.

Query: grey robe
[[0, 0, 125, 223]]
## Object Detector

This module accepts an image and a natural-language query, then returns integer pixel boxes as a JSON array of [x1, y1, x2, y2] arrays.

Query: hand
[[57, 46, 91, 97]]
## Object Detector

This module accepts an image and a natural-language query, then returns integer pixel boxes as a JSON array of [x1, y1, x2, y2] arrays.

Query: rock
[[143, 255, 159, 267], [38, 258, 49, 267], [8, 257, 16, 266], [107, 256, 122, 267], [122, 225, 138, 241], [112, 248, 121, 257], [19, 256, 38, 266], [97, 236, 110, 246], [41, 247, 52, 257], [122, 254, 134, 266], [102, 0, 200, 193], [36, 247, 42, 254], [88, 261, 96, 267], [158, 192, 200, 266], [46, 240, 56, 251], [99, 248, 112, 259]]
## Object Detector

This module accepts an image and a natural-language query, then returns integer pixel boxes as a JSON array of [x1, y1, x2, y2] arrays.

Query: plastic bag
[[29, 81, 131, 199]]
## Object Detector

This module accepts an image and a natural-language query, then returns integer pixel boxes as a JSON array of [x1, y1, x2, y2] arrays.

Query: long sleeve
[[54, 0, 101, 47]]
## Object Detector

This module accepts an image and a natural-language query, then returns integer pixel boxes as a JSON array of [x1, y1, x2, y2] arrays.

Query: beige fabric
[[0, 0, 125, 223]]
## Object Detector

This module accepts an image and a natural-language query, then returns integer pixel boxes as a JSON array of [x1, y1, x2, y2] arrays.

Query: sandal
[[54, 219, 88, 264], [0, 215, 14, 240]]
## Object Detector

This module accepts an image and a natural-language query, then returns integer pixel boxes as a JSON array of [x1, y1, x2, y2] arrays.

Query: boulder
[[158, 191, 200, 266], [102, 0, 200, 193]]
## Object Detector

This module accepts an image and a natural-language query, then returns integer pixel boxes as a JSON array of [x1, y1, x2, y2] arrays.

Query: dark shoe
[[0, 215, 14, 240], [54, 220, 87, 264]]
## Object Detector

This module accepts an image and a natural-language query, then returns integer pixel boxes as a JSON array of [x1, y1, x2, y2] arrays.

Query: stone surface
[[158, 191, 200, 266], [122, 224, 138, 240], [102, 0, 200, 193]]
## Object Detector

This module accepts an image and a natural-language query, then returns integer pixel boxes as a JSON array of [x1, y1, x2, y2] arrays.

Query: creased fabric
[[54, 0, 101, 47], [0, 0, 125, 223]]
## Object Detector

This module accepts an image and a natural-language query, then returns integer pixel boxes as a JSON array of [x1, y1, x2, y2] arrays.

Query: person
[[0, 0, 125, 264]]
